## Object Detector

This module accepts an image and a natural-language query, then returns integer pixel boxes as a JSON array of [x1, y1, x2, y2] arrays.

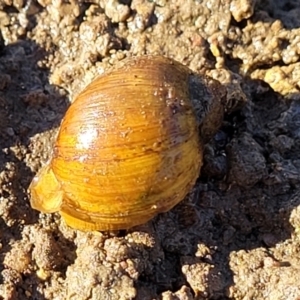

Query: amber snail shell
[[29, 55, 226, 231]]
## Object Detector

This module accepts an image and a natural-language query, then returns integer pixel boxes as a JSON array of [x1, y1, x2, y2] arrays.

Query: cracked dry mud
[[0, 0, 300, 299]]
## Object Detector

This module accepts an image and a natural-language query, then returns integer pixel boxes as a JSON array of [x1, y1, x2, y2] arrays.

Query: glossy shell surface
[[30, 55, 203, 231]]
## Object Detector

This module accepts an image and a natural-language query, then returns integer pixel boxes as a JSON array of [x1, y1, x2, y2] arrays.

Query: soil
[[0, 0, 300, 299]]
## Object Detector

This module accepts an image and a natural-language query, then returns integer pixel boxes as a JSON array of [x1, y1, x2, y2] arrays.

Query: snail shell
[[29, 55, 225, 231]]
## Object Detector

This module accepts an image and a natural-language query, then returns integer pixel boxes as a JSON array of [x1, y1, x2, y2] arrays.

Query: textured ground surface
[[0, 0, 300, 299]]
